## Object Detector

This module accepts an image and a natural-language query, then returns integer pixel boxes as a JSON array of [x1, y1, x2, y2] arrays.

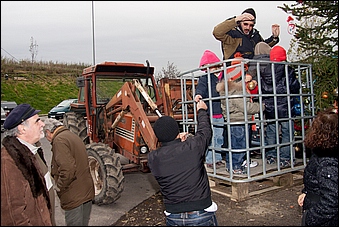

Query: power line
[[1, 47, 20, 62]]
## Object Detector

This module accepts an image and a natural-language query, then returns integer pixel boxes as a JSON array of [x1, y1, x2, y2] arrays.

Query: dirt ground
[[112, 172, 304, 226]]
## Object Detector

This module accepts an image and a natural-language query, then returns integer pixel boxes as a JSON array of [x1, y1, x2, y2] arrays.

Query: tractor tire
[[86, 142, 125, 206], [63, 112, 89, 144], [63, 112, 78, 133], [76, 116, 89, 144]]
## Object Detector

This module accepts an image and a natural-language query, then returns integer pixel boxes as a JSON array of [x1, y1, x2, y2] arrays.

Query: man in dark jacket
[[1, 103, 55, 226], [213, 8, 280, 62], [147, 99, 218, 226], [261, 45, 300, 167], [43, 118, 95, 226]]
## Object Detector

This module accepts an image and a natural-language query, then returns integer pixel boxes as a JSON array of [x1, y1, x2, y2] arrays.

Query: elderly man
[[1, 103, 55, 226], [43, 118, 94, 226]]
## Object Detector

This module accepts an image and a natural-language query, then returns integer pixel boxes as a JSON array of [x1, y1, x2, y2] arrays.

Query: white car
[[1, 107, 6, 132], [1, 101, 17, 116]]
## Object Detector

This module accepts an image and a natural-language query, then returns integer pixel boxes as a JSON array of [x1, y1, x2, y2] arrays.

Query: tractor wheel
[[63, 112, 78, 133], [63, 112, 89, 144], [75, 115, 89, 144], [86, 142, 125, 206]]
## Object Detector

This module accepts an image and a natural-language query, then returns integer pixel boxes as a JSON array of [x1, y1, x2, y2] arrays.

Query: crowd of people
[[1, 7, 337, 227], [199, 7, 299, 174]]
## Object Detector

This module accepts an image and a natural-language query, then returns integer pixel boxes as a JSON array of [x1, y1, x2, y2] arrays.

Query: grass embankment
[[1, 58, 89, 114]]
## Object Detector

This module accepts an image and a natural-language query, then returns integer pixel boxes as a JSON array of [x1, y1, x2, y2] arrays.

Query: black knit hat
[[242, 8, 256, 19], [153, 116, 179, 142]]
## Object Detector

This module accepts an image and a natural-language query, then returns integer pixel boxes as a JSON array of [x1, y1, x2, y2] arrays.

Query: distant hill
[[1, 57, 90, 114]]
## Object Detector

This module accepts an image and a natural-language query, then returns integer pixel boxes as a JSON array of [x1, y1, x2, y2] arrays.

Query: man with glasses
[[213, 8, 280, 62]]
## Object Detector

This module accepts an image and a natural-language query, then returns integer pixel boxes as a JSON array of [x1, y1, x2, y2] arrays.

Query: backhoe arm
[[106, 81, 158, 151]]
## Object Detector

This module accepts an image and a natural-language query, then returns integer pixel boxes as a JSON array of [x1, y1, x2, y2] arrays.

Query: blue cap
[[3, 104, 41, 130]]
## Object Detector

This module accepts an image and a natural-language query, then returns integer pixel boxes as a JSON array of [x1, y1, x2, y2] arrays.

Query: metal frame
[[179, 59, 314, 184]]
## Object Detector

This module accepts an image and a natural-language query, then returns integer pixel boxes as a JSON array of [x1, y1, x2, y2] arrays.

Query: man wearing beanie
[[213, 7, 280, 62], [260, 45, 301, 168], [148, 100, 218, 226]]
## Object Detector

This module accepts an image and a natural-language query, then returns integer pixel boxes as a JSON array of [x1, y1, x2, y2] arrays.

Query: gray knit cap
[[254, 42, 271, 55]]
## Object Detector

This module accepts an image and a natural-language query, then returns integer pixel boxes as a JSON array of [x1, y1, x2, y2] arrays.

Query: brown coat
[[50, 126, 94, 210], [1, 136, 53, 226], [213, 17, 279, 60], [213, 17, 242, 60]]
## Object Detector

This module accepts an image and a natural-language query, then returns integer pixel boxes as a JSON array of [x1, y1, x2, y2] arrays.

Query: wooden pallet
[[207, 160, 304, 202]]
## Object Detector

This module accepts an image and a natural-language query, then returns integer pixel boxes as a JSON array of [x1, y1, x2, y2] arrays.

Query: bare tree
[[156, 61, 180, 83]]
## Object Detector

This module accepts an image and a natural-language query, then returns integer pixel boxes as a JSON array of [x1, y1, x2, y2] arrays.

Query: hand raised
[[197, 99, 208, 111], [272, 24, 280, 37], [236, 13, 255, 22]]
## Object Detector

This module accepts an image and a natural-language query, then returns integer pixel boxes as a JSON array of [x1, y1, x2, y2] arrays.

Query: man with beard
[[213, 8, 280, 63]]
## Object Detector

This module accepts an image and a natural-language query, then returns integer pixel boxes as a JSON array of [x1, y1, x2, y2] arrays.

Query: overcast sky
[[1, 1, 296, 74]]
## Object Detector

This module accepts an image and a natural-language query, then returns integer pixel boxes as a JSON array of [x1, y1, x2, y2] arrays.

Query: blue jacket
[[261, 63, 300, 119], [195, 73, 223, 116], [248, 53, 270, 81]]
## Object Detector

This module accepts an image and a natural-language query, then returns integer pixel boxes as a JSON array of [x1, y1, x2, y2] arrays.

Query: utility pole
[[29, 36, 38, 79], [92, 1, 96, 65]]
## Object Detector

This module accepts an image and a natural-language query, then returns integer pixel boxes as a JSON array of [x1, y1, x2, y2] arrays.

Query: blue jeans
[[265, 120, 294, 160], [205, 117, 223, 164], [166, 210, 218, 226], [65, 200, 92, 226], [225, 124, 250, 170]]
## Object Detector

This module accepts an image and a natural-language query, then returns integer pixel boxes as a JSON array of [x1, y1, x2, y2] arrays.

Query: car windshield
[[57, 100, 72, 107], [1, 101, 17, 110]]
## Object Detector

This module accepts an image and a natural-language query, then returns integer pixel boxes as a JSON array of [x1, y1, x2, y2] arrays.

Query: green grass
[[1, 58, 86, 114]]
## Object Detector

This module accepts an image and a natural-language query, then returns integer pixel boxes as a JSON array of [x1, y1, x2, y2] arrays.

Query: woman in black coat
[[298, 108, 338, 226]]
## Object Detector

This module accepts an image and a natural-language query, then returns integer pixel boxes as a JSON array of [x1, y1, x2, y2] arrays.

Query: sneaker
[[233, 169, 246, 175], [280, 160, 291, 168], [267, 157, 276, 165], [241, 160, 258, 168]]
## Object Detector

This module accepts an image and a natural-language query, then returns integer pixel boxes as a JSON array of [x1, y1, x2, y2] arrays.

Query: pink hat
[[199, 50, 221, 67], [270, 45, 286, 62]]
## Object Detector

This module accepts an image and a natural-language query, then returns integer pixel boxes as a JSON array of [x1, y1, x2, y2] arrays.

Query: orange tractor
[[64, 60, 196, 205]]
